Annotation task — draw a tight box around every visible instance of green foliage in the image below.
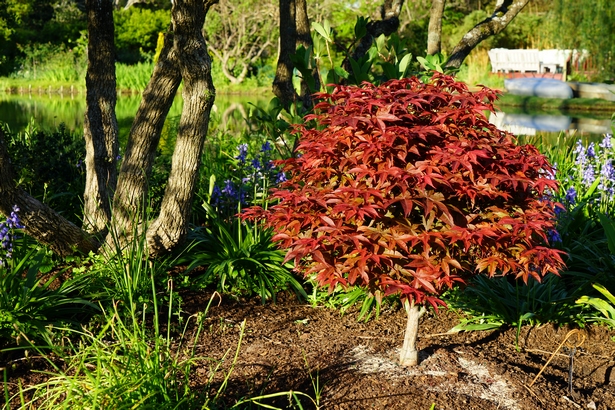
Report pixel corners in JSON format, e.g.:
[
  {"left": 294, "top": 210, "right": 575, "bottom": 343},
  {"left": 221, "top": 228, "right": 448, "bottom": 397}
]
[
  {"left": 445, "top": 274, "right": 585, "bottom": 347},
  {"left": 244, "top": 74, "right": 565, "bottom": 308},
  {"left": 576, "top": 283, "right": 615, "bottom": 327},
  {"left": 0, "top": 234, "right": 96, "bottom": 348},
  {"left": 3, "top": 122, "right": 85, "bottom": 224},
  {"left": 184, "top": 201, "right": 306, "bottom": 303},
  {"left": 552, "top": 0, "right": 615, "bottom": 82},
  {"left": 10, "top": 276, "right": 214, "bottom": 409},
  {"left": 114, "top": 8, "right": 171, "bottom": 63}
]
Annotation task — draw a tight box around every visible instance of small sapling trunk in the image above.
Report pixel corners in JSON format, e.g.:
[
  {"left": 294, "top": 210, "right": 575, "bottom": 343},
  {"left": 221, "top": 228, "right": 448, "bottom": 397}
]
[{"left": 399, "top": 300, "right": 426, "bottom": 366}]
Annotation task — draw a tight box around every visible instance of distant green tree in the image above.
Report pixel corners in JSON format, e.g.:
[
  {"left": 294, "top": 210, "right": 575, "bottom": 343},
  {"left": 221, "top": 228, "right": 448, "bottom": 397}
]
[
  {"left": 114, "top": 7, "right": 170, "bottom": 63},
  {"left": 552, "top": 0, "right": 615, "bottom": 81}
]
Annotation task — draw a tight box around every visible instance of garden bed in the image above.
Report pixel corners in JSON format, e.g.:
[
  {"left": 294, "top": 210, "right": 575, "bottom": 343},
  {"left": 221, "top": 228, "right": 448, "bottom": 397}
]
[{"left": 3, "top": 288, "right": 615, "bottom": 409}]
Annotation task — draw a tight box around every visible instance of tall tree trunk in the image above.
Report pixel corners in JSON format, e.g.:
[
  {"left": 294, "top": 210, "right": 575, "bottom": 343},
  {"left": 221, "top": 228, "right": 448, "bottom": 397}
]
[
  {"left": 110, "top": 32, "right": 182, "bottom": 239},
  {"left": 82, "top": 0, "right": 119, "bottom": 237},
  {"left": 427, "top": 0, "right": 446, "bottom": 55},
  {"left": 349, "top": 0, "right": 405, "bottom": 63},
  {"left": 0, "top": 129, "right": 98, "bottom": 256},
  {"left": 146, "top": 0, "right": 217, "bottom": 256},
  {"left": 273, "top": 0, "right": 298, "bottom": 110},
  {"left": 446, "top": 0, "right": 532, "bottom": 69},
  {"left": 295, "top": 0, "right": 318, "bottom": 108}
]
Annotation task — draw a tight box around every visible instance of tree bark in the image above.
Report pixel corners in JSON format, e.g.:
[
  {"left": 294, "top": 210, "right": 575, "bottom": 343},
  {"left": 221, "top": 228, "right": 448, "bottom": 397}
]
[
  {"left": 295, "top": 0, "right": 319, "bottom": 108},
  {"left": 427, "top": 0, "right": 446, "bottom": 56},
  {"left": 446, "top": 0, "right": 531, "bottom": 69},
  {"left": 349, "top": 0, "right": 405, "bottom": 64},
  {"left": 110, "top": 31, "right": 182, "bottom": 239},
  {"left": 82, "top": 0, "right": 119, "bottom": 238},
  {"left": 399, "top": 300, "right": 424, "bottom": 366},
  {"left": 146, "top": 0, "right": 217, "bottom": 256},
  {"left": 273, "top": 0, "right": 298, "bottom": 110},
  {"left": 0, "top": 129, "right": 97, "bottom": 256}
]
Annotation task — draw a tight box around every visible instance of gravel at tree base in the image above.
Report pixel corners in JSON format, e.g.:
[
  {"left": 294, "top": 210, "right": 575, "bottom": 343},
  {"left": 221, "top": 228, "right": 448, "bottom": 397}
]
[{"left": 4, "top": 289, "right": 615, "bottom": 410}]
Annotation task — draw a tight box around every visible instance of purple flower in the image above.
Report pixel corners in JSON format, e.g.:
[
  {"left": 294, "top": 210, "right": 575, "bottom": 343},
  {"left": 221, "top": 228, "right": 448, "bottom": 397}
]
[
  {"left": 587, "top": 142, "right": 596, "bottom": 159},
  {"left": 582, "top": 164, "right": 595, "bottom": 186},
  {"left": 261, "top": 141, "right": 272, "bottom": 152},
  {"left": 565, "top": 187, "right": 577, "bottom": 205},
  {"left": 0, "top": 205, "right": 24, "bottom": 265},
  {"left": 275, "top": 172, "right": 287, "bottom": 184},
  {"left": 236, "top": 144, "right": 248, "bottom": 164},
  {"left": 251, "top": 158, "right": 261, "bottom": 171},
  {"left": 547, "top": 229, "right": 562, "bottom": 244},
  {"left": 600, "top": 134, "right": 613, "bottom": 150}
]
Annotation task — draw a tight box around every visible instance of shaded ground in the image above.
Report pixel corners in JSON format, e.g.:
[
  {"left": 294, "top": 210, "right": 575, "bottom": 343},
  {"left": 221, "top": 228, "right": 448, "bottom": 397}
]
[{"left": 3, "top": 289, "right": 615, "bottom": 409}]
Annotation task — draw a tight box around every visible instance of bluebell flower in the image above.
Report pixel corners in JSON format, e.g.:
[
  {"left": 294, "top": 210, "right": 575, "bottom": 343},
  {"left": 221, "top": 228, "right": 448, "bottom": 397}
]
[
  {"left": 565, "top": 187, "right": 577, "bottom": 205},
  {"left": 547, "top": 229, "right": 562, "bottom": 244},
  {"left": 573, "top": 140, "right": 584, "bottom": 155},
  {"left": 251, "top": 158, "right": 262, "bottom": 171},
  {"left": 275, "top": 172, "right": 287, "bottom": 184},
  {"left": 600, "top": 134, "right": 613, "bottom": 150},
  {"left": 261, "top": 141, "right": 272, "bottom": 152},
  {"left": 236, "top": 144, "right": 248, "bottom": 164},
  {"left": 0, "top": 205, "right": 24, "bottom": 266},
  {"left": 582, "top": 164, "right": 595, "bottom": 186},
  {"left": 587, "top": 142, "right": 596, "bottom": 159}
]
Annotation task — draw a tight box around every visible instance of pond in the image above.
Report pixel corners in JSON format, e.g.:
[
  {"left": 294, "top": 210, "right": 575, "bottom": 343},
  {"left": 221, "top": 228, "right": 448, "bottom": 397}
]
[
  {"left": 0, "top": 92, "right": 612, "bottom": 142},
  {"left": 0, "top": 92, "right": 272, "bottom": 141}
]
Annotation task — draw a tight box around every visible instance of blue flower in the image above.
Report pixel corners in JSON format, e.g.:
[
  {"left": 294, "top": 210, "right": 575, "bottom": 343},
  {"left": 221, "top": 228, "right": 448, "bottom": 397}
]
[
  {"left": 236, "top": 144, "right": 248, "bottom": 164},
  {"left": 587, "top": 142, "right": 596, "bottom": 159},
  {"left": 547, "top": 229, "right": 562, "bottom": 244},
  {"left": 600, "top": 134, "right": 613, "bottom": 150},
  {"left": 251, "top": 158, "right": 262, "bottom": 171},
  {"left": 565, "top": 187, "right": 577, "bottom": 205},
  {"left": 261, "top": 141, "right": 272, "bottom": 152},
  {"left": 275, "top": 172, "right": 287, "bottom": 184},
  {"left": 582, "top": 164, "right": 595, "bottom": 186}
]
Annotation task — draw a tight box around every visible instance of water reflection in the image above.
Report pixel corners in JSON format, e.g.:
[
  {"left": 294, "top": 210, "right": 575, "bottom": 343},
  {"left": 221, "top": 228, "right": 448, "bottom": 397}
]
[{"left": 489, "top": 111, "right": 612, "bottom": 136}]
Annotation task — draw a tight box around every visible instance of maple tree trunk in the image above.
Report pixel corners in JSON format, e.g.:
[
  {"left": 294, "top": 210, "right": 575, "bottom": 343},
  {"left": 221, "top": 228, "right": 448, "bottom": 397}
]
[
  {"left": 145, "top": 0, "right": 217, "bottom": 256},
  {"left": 400, "top": 300, "right": 423, "bottom": 366},
  {"left": 82, "top": 0, "right": 119, "bottom": 237},
  {"left": 446, "top": 0, "right": 531, "bottom": 69}
]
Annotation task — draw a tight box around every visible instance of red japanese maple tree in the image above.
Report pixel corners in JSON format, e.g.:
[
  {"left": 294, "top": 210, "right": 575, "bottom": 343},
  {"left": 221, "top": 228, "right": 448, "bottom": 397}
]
[{"left": 243, "top": 74, "right": 566, "bottom": 366}]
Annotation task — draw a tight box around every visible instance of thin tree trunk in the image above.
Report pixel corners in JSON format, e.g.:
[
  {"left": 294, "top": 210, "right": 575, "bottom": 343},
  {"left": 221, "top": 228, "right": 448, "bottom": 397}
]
[
  {"left": 446, "top": 0, "right": 531, "bottom": 69},
  {"left": 295, "top": 0, "right": 318, "bottom": 108},
  {"left": 82, "top": 0, "right": 119, "bottom": 237},
  {"left": 399, "top": 300, "right": 424, "bottom": 366},
  {"left": 0, "top": 129, "right": 97, "bottom": 256},
  {"left": 273, "top": 0, "right": 298, "bottom": 110},
  {"left": 146, "top": 0, "right": 217, "bottom": 256},
  {"left": 427, "top": 0, "right": 446, "bottom": 56},
  {"left": 110, "top": 31, "right": 182, "bottom": 239}
]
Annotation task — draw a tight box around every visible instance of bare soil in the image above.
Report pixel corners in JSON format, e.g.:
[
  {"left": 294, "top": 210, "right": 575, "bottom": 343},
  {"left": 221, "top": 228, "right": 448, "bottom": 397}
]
[{"left": 3, "top": 289, "right": 615, "bottom": 410}]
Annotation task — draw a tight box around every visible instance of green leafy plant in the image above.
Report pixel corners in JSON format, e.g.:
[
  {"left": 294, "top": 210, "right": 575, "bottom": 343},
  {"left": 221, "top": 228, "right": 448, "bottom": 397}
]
[
  {"left": 185, "top": 201, "right": 306, "bottom": 303},
  {"left": 0, "top": 208, "right": 95, "bottom": 347},
  {"left": 244, "top": 74, "right": 565, "bottom": 366},
  {"left": 576, "top": 283, "right": 615, "bottom": 327}
]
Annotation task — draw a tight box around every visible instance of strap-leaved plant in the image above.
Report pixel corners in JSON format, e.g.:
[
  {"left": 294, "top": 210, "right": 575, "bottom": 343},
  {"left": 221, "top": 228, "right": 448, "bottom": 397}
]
[{"left": 244, "top": 74, "right": 566, "bottom": 366}]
